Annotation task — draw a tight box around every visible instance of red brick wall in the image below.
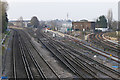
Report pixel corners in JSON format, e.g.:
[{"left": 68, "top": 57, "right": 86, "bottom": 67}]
[{"left": 72, "top": 22, "right": 91, "bottom": 31}]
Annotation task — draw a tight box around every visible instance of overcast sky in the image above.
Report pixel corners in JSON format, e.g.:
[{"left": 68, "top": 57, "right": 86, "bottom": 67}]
[{"left": 5, "top": 0, "right": 119, "bottom": 21}]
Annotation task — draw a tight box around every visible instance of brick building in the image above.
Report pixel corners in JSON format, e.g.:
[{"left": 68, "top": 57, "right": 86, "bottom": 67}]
[{"left": 72, "top": 20, "right": 95, "bottom": 31}]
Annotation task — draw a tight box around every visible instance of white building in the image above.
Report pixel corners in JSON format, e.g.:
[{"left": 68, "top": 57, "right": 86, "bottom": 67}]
[
  {"left": 62, "top": 22, "right": 72, "bottom": 28},
  {"left": 60, "top": 22, "right": 72, "bottom": 33},
  {"left": 95, "top": 28, "right": 109, "bottom": 32}
]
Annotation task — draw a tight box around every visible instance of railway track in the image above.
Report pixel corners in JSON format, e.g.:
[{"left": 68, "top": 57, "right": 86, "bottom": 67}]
[
  {"left": 75, "top": 33, "right": 119, "bottom": 63},
  {"left": 19, "top": 34, "right": 44, "bottom": 79},
  {"left": 99, "top": 33, "right": 120, "bottom": 53},
  {"left": 49, "top": 43, "right": 100, "bottom": 78},
  {"left": 47, "top": 32, "right": 120, "bottom": 78},
  {"left": 11, "top": 29, "right": 60, "bottom": 79},
  {"left": 45, "top": 29, "right": 120, "bottom": 63},
  {"left": 37, "top": 32, "right": 86, "bottom": 79},
  {"left": 88, "top": 33, "right": 120, "bottom": 58},
  {"left": 18, "top": 29, "right": 59, "bottom": 79},
  {"left": 89, "top": 33, "right": 119, "bottom": 54},
  {"left": 12, "top": 30, "right": 17, "bottom": 79},
  {"left": 36, "top": 29, "right": 120, "bottom": 79},
  {"left": 98, "top": 33, "right": 119, "bottom": 50},
  {"left": 99, "top": 33, "right": 118, "bottom": 46},
  {"left": 12, "top": 29, "right": 30, "bottom": 79},
  {"left": 53, "top": 40, "right": 120, "bottom": 79}
]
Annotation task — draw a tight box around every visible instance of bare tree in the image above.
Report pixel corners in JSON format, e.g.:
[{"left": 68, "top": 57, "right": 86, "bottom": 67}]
[
  {"left": 50, "top": 21, "right": 56, "bottom": 30},
  {"left": 19, "top": 16, "right": 24, "bottom": 27},
  {"left": 16, "top": 16, "right": 24, "bottom": 27},
  {"left": 107, "top": 9, "right": 113, "bottom": 29}
]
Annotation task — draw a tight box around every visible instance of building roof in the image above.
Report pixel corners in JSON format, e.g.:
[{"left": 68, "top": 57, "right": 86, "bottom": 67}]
[
  {"left": 80, "top": 19, "right": 88, "bottom": 22},
  {"left": 72, "top": 19, "right": 95, "bottom": 23}
]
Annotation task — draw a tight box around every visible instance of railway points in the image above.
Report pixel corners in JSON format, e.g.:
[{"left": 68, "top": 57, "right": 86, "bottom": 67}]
[
  {"left": 2, "top": 28, "right": 120, "bottom": 79},
  {"left": 46, "top": 29, "right": 120, "bottom": 63},
  {"left": 36, "top": 29, "right": 120, "bottom": 79}
]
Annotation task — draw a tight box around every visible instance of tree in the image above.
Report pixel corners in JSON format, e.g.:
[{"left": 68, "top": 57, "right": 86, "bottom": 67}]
[
  {"left": 16, "top": 16, "right": 24, "bottom": 27},
  {"left": 50, "top": 21, "right": 56, "bottom": 30},
  {"left": 107, "top": 9, "right": 113, "bottom": 29},
  {"left": 0, "top": 1, "right": 8, "bottom": 33},
  {"left": 30, "top": 16, "right": 39, "bottom": 28},
  {"left": 118, "top": 21, "right": 120, "bottom": 30},
  {"left": 96, "top": 15, "right": 107, "bottom": 28},
  {"left": 111, "top": 21, "right": 118, "bottom": 31}
]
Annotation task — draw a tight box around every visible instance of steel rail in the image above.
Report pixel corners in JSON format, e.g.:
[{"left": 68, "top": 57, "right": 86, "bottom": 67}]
[
  {"left": 40, "top": 31, "right": 120, "bottom": 79},
  {"left": 12, "top": 31, "right": 17, "bottom": 79},
  {"left": 47, "top": 37, "right": 118, "bottom": 79},
  {"left": 19, "top": 31, "right": 46, "bottom": 79},
  {"left": 19, "top": 35, "right": 34, "bottom": 80},
  {"left": 12, "top": 29, "right": 32, "bottom": 79},
  {"left": 20, "top": 30, "right": 60, "bottom": 79},
  {"left": 38, "top": 31, "right": 99, "bottom": 79}
]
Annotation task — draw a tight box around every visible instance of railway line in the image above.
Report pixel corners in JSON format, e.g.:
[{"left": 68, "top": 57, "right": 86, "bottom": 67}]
[
  {"left": 11, "top": 29, "right": 59, "bottom": 79},
  {"left": 12, "top": 30, "right": 29, "bottom": 79},
  {"left": 19, "top": 30, "right": 60, "bottom": 79},
  {"left": 99, "top": 33, "right": 120, "bottom": 52},
  {"left": 19, "top": 33, "right": 45, "bottom": 79},
  {"left": 45, "top": 29, "right": 120, "bottom": 63},
  {"left": 38, "top": 33, "right": 94, "bottom": 79},
  {"left": 99, "top": 33, "right": 119, "bottom": 46},
  {"left": 55, "top": 41, "right": 120, "bottom": 77},
  {"left": 36, "top": 29, "right": 120, "bottom": 79},
  {"left": 88, "top": 33, "right": 120, "bottom": 60},
  {"left": 102, "top": 33, "right": 120, "bottom": 46},
  {"left": 9, "top": 28, "right": 120, "bottom": 79},
  {"left": 88, "top": 33, "right": 119, "bottom": 54}
]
